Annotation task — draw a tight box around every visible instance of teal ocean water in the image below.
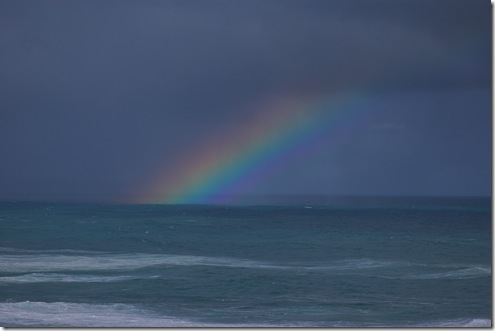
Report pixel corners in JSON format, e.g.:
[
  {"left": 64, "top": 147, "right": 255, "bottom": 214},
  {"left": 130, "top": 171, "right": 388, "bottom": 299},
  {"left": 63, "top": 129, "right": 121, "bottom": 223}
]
[{"left": 0, "top": 197, "right": 491, "bottom": 327}]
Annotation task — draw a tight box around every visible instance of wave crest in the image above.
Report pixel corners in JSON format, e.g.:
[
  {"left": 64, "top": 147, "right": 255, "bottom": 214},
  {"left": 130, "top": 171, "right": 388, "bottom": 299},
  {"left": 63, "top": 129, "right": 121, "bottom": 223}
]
[{"left": 0, "top": 301, "right": 200, "bottom": 327}]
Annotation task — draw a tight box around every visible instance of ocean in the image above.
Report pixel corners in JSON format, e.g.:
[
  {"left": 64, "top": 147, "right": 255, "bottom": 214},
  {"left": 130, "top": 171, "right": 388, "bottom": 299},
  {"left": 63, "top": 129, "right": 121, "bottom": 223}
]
[{"left": 0, "top": 197, "right": 491, "bottom": 327}]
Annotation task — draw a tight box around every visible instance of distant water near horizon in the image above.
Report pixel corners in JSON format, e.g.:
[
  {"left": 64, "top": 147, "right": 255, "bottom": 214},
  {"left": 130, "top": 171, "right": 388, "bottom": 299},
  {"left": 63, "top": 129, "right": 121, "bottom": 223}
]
[{"left": 0, "top": 196, "right": 491, "bottom": 327}]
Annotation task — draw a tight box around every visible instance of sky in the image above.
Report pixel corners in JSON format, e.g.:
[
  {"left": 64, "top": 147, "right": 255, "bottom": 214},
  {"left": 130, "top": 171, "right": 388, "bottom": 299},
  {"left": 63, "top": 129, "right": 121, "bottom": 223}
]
[{"left": 0, "top": 0, "right": 491, "bottom": 203}]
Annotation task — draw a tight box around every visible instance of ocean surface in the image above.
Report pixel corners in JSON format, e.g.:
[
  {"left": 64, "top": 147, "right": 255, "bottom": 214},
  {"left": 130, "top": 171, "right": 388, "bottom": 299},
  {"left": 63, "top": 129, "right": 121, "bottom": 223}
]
[{"left": 0, "top": 197, "right": 491, "bottom": 327}]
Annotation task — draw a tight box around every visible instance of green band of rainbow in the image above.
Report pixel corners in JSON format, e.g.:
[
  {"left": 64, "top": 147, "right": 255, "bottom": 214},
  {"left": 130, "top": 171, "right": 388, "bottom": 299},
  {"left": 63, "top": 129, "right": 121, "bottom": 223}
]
[{"left": 135, "top": 93, "right": 365, "bottom": 204}]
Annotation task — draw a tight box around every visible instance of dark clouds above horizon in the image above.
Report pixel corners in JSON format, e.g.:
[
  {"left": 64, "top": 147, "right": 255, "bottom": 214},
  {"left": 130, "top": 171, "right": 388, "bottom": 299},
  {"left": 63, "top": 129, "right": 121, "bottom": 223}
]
[{"left": 0, "top": 0, "right": 491, "bottom": 202}]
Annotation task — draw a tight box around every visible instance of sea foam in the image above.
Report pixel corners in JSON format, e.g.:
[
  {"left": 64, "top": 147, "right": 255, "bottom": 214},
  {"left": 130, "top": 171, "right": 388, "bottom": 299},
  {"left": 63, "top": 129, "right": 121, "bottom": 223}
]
[
  {"left": 0, "top": 301, "right": 201, "bottom": 327},
  {"left": 0, "top": 251, "right": 488, "bottom": 278},
  {"left": 410, "top": 266, "right": 491, "bottom": 280},
  {"left": 0, "top": 273, "right": 150, "bottom": 283},
  {"left": 0, "top": 301, "right": 281, "bottom": 327},
  {"left": 0, "top": 253, "right": 277, "bottom": 272},
  {"left": 0, "top": 252, "right": 416, "bottom": 274},
  {"left": 418, "top": 318, "right": 492, "bottom": 327}
]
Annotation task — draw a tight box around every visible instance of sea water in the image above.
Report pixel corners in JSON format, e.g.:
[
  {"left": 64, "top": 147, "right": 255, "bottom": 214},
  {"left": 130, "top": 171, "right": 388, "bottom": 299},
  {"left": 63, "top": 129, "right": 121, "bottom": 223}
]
[{"left": 0, "top": 197, "right": 491, "bottom": 327}]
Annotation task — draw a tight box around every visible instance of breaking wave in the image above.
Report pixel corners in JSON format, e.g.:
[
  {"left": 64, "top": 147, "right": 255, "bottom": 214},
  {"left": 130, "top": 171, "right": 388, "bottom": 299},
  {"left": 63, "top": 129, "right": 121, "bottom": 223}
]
[
  {"left": 0, "top": 251, "right": 415, "bottom": 273},
  {"left": 0, "top": 301, "right": 206, "bottom": 327},
  {"left": 0, "top": 273, "right": 153, "bottom": 283}
]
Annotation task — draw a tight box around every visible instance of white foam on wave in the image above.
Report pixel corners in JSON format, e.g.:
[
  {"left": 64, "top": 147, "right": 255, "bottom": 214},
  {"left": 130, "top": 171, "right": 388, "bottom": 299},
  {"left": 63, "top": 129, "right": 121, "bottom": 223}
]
[
  {"left": 0, "top": 273, "right": 150, "bottom": 283},
  {"left": 326, "top": 318, "right": 492, "bottom": 328},
  {"left": 0, "top": 301, "right": 280, "bottom": 327},
  {"left": 418, "top": 318, "right": 492, "bottom": 327},
  {"left": 0, "top": 301, "right": 207, "bottom": 327},
  {"left": 0, "top": 253, "right": 280, "bottom": 272},
  {"left": 0, "top": 301, "right": 489, "bottom": 328},
  {"left": 381, "top": 266, "right": 492, "bottom": 280},
  {"left": 0, "top": 252, "right": 413, "bottom": 273},
  {"left": 303, "top": 258, "right": 411, "bottom": 271},
  {"left": 413, "top": 266, "right": 491, "bottom": 280},
  {"left": 1, "top": 248, "right": 486, "bottom": 279},
  {"left": 0, "top": 246, "right": 105, "bottom": 254},
  {"left": 461, "top": 318, "right": 492, "bottom": 327}
]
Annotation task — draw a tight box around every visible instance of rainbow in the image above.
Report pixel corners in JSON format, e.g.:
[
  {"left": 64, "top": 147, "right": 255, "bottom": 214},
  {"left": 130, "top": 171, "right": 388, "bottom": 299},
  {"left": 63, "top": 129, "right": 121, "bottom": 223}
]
[
  {"left": 134, "top": 92, "right": 368, "bottom": 205},
  {"left": 132, "top": 22, "right": 487, "bottom": 205}
]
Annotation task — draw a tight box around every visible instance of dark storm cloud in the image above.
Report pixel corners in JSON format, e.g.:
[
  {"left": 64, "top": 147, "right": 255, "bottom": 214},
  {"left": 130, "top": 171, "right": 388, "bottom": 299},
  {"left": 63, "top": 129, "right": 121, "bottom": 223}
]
[
  {"left": 1, "top": 0, "right": 489, "bottom": 96},
  {"left": 0, "top": 0, "right": 491, "bottom": 201}
]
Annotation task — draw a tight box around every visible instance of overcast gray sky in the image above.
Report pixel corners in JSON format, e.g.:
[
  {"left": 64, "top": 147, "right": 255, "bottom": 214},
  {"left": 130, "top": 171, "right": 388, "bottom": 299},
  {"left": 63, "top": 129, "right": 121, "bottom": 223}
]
[{"left": 0, "top": 0, "right": 491, "bottom": 203}]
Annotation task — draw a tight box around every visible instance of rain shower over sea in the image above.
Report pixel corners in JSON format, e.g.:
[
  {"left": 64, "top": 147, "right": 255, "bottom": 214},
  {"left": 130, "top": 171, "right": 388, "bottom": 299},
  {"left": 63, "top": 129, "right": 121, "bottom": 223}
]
[{"left": 0, "top": 196, "right": 491, "bottom": 327}]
